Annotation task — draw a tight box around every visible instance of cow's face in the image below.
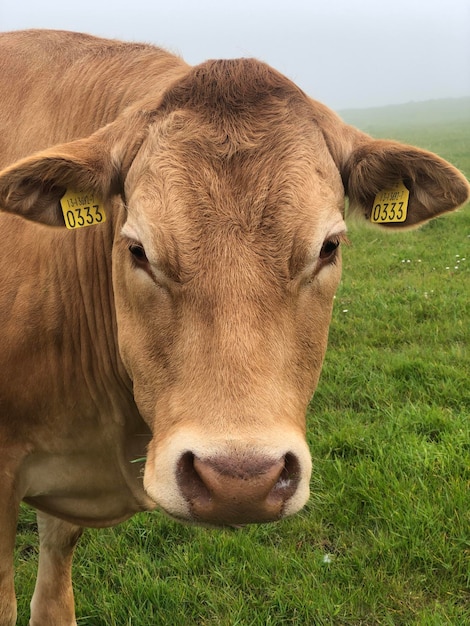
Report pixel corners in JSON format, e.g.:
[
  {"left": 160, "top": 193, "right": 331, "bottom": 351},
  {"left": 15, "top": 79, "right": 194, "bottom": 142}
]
[
  {"left": 113, "top": 83, "right": 347, "bottom": 524},
  {"left": 0, "top": 59, "right": 467, "bottom": 526}
]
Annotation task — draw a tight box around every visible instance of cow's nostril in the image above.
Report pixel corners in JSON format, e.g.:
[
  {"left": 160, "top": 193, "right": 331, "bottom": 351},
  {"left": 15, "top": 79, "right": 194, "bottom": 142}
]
[
  {"left": 271, "top": 452, "right": 300, "bottom": 500},
  {"left": 177, "top": 451, "right": 211, "bottom": 506},
  {"left": 176, "top": 450, "right": 301, "bottom": 525}
]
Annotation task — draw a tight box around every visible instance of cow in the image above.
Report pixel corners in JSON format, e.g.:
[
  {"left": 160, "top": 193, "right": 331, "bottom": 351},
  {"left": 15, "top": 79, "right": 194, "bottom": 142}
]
[{"left": 0, "top": 29, "right": 468, "bottom": 626}]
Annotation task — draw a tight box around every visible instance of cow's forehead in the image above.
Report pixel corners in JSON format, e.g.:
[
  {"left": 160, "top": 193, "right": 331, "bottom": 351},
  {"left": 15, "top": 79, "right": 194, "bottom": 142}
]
[
  {"left": 123, "top": 122, "right": 344, "bottom": 289},
  {"left": 125, "top": 107, "right": 344, "bottom": 232},
  {"left": 157, "top": 57, "right": 314, "bottom": 124},
  {"left": 123, "top": 59, "right": 345, "bottom": 269},
  {"left": 123, "top": 131, "right": 343, "bottom": 285}
]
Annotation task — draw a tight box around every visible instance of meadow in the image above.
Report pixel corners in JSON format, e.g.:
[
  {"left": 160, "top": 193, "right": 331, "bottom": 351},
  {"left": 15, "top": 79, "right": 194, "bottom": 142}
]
[{"left": 14, "top": 100, "right": 470, "bottom": 625}]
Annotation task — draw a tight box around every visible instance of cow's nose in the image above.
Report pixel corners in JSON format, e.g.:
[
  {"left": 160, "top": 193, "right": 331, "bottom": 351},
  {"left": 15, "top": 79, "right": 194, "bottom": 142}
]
[{"left": 177, "top": 451, "right": 301, "bottom": 525}]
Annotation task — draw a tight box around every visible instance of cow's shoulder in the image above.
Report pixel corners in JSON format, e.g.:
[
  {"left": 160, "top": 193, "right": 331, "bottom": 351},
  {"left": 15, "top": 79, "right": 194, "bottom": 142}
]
[{"left": 0, "top": 29, "right": 168, "bottom": 59}]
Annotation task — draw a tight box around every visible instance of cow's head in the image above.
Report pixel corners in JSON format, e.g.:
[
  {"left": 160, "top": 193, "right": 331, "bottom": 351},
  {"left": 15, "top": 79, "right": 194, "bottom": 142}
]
[{"left": 0, "top": 59, "right": 468, "bottom": 525}]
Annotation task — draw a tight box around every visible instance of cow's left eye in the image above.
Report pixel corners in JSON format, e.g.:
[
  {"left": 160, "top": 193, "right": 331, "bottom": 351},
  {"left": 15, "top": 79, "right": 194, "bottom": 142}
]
[
  {"left": 319, "top": 238, "right": 340, "bottom": 262},
  {"left": 318, "top": 233, "right": 349, "bottom": 265}
]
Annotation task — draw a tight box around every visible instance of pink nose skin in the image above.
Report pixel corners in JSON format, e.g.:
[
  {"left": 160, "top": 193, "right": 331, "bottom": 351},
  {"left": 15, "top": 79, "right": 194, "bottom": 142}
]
[{"left": 177, "top": 452, "right": 301, "bottom": 525}]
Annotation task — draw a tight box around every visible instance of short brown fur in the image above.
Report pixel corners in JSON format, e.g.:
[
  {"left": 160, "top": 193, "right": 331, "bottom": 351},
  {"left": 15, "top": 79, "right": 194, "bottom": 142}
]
[{"left": 0, "top": 30, "right": 468, "bottom": 626}]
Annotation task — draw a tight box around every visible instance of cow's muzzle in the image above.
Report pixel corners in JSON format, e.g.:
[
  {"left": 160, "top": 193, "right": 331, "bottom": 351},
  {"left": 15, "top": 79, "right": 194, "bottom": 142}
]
[{"left": 176, "top": 451, "right": 301, "bottom": 525}]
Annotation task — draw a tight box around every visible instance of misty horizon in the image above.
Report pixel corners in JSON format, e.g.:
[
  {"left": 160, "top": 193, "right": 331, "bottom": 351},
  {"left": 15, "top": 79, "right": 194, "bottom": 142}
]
[{"left": 1, "top": 0, "right": 470, "bottom": 111}]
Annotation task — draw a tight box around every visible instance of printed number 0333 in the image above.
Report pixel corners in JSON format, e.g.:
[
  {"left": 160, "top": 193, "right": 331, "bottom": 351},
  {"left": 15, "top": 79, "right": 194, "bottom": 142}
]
[
  {"left": 371, "top": 200, "right": 406, "bottom": 223},
  {"left": 60, "top": 190, "right": 107, "bottom": 230},
  {"left": 64, "top": 204, "right": 104, "bottom": 229}
]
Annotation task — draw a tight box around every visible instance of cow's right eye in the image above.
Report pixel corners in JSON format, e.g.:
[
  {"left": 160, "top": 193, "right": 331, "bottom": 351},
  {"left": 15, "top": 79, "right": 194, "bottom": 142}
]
[{"left": 129, "top": 242, "right": 148, "bottom": 265}]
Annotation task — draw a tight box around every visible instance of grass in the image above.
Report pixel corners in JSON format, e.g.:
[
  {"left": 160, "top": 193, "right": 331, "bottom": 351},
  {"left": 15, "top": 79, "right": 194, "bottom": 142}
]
[{"left": 14, "top": 106, "right": 470, "bottom": 625}]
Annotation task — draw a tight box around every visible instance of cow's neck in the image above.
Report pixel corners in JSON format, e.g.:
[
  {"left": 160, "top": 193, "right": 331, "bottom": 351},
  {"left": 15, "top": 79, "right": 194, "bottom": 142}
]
[
  {"left": 7, "top": 213, "right": 154, "bottom": 520},
  {"left": 4, "top": 214, "right": 136, "bottom": 425},
  {"left": 56, "top": 217, "right": 134, "bottom": 412}
]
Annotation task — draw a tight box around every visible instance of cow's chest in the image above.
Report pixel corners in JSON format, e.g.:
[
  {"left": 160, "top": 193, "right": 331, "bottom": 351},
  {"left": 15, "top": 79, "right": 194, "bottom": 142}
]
[{"left": 21, "top": 428, "right": 155, "bottom": 527}]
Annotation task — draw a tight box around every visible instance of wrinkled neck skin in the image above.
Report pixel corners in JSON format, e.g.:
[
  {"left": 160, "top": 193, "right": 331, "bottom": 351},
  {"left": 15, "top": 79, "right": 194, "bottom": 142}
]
[{"left": 5, "top": 208, "right": 156, "bottom": 527}]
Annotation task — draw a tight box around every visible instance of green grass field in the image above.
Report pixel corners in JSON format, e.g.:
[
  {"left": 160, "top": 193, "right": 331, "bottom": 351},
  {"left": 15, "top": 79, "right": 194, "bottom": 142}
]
[{"left": 14, "top": 101, "right": 470, "bottom": 625}]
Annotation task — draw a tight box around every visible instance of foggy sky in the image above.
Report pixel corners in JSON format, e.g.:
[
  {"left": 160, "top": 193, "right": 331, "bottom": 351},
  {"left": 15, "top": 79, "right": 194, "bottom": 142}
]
[{"left": 1, "top": 0, "right": 469, "bottom": 110}]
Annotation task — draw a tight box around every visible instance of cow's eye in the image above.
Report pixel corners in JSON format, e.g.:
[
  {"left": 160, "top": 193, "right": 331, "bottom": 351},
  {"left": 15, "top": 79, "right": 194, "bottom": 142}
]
[
  {"left": 129, "top": 242, "right": 148, "bottom": 265},
  {"left": 318, "top": 234, "right": 349, "bottom": 265},
  {"left": 319, "top": 238, "right": 340, "bottom": 261}
]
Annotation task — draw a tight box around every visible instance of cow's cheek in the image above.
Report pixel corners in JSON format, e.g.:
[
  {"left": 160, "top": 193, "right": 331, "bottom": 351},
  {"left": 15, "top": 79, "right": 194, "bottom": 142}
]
[
  {"left": 112, "top": 265, "right": 178, "bottom": 427},
  {"left": 292, "top": 260, "right": 342, "bottom": 405}
]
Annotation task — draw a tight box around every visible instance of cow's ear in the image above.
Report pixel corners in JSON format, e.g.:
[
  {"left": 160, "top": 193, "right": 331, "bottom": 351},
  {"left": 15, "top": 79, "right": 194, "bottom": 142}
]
[
  {"left": 0, "top": 108, "right": 150, "bottom": 227},
  {"left": 0, "top": 139, "right": 115, "bottom": 227},
  {"left": 343, "top": 138, "right": 470, "bottom": 228}
]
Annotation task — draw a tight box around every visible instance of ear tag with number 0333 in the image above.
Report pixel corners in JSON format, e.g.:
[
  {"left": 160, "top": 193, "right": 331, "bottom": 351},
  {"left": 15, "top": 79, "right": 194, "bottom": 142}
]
[
  {"left": 371, "top": 181, "right": 409, "bottom": 224},
  {"left": 60, "top": 189, "right": 106, "bottom": 230}
]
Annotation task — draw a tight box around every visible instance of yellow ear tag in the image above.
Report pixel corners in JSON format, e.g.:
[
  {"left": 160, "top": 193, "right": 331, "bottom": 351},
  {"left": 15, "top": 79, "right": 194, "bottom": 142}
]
[
  {"left": 60, "top": 190, "right": 106, "bottom": 229},
  {"left": 371, "top": 181, "right": 409, "bottom": 223}
]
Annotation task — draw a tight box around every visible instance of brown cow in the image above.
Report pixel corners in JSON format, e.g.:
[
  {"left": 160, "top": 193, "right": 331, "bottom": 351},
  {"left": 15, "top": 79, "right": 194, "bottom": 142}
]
[{"left": 0, "top": 29, "right": 468, "bottom": 625}]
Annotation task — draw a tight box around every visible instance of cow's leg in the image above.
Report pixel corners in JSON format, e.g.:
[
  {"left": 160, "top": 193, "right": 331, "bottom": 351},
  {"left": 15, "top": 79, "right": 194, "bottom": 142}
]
[
  {"left": 29, "top": 511, "right": 83, "bottom": 626},
  {"left": 0, "top": 447, "right": 24, "bottom": 626},
  {"left": 0, "top": 496, "right": 19, "bottom": 626}
]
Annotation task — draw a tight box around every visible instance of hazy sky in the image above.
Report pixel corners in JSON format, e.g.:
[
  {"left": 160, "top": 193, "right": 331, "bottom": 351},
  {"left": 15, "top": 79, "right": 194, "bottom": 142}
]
[{"left": 1, "top": 0, "right": 469, "bottom": 110}]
